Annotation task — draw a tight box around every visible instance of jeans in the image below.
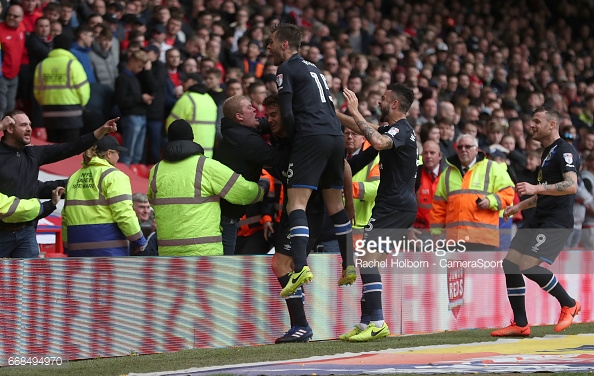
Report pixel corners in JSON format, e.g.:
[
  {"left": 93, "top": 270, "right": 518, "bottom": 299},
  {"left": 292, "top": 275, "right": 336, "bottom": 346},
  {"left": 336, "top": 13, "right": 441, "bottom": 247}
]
[
  {"left": 499, "top": 216, "right": 513, "bottom": 251},
  {"left": 120, "top": 115, "right": 147, "bottom": 164},
  {"left": 146, "top": 119, "right": 164, "bottom": 163},
  {"left": 0, "top": 75, "right": 19, "bottom": 118},
  {"left": 315, "top": 239, "right": 340, "bottom": 253},
  {"left": 220, "top": 216, "right": 239, "bottom": 255},
  {"left": 0, "top": 225, "right": 40, "bottom": 258}
]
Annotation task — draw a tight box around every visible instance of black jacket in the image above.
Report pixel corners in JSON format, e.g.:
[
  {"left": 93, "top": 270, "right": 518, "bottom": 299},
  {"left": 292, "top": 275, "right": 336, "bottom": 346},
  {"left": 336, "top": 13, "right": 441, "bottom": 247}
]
[
  {"left": 214, "top": 118, "right": 283, "bottom": 219},
  {"left": 115, "top": 68, "right": 147, "bottom": 116},
  {"left": 0, "top": 132, "right": 99, "bottom": 229},
  {"left": 142, "top": 60, "right": 168, "bottom": 120},
  {"left": 26, "top": 34, "right": 52, "bottom": 74}
]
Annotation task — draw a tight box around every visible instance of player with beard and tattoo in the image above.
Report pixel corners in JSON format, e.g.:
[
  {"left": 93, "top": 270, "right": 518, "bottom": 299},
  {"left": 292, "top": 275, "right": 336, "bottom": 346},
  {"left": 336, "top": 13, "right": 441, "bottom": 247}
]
[
  {"left": 491, "top": 106, "right": 581, "bottom": 337},
  {"left": 335, "top": 84, "right": 418, "bottom": 341}
]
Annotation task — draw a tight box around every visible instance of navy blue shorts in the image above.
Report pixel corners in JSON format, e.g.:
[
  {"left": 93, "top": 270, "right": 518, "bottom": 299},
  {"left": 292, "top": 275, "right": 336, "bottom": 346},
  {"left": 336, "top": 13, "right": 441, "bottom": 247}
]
[
  {"left": 286, "top": 135, "right": 344, "bottom": 190},
  {"left": 510, "top": 222, "right": 572, "bottom": 264}
]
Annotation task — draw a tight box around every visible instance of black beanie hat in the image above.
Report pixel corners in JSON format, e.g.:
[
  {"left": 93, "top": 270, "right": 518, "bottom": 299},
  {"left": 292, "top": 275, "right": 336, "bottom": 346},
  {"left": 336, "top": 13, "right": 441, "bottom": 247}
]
[
  {"left": 168, "top": 119, "right": 194, "bottom": 141},
  {"left": 53, "top": 33, "right": 72, "bottom": 50}
]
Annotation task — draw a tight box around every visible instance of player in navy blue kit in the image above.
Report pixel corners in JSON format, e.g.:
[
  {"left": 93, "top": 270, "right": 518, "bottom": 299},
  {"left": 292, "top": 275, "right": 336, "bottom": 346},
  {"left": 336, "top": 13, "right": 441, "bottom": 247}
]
[
  {"left": 267, "top": 23, "right": 355, "bottom": 298},
  {"left": 491, "top": 106, "right": 581, "bottom": 337},
  {"left": 337, "top": 84, "right": 418, "bottom": 341}
]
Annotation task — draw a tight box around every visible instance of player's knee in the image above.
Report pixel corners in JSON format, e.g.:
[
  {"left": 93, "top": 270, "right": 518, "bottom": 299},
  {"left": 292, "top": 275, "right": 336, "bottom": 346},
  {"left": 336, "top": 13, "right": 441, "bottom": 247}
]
[
  {"left": 271, "top": 254, "right": 281, "bottom": 274},
  {"left": 287, "top": 189, "right": 311, "bottom": 211},
  {"left": 518, "top": 259, "right": 542, "bottom": 273},
  {"left": 271, "top": 253, "right": 293, "bottom": 276},
  {"left": 502, "top": 258, "right": 520, "bottom": 274}
]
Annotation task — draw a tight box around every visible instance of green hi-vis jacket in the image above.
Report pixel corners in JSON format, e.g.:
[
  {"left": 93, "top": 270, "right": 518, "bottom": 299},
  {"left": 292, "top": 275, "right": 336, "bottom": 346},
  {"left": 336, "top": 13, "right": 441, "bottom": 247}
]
[
  {"left": 0, "top": 194, "right": 45, "bottom": 223},
  {"left": 166, "top": 91, "right": 218, "bottom": 158},
  {"left": 149, "top": 153, "right": 265, "bottom": 256}
]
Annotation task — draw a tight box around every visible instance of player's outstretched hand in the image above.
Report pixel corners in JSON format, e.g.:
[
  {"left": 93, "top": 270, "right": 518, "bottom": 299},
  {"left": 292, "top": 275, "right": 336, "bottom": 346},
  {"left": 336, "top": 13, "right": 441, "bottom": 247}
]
[
  {"left": 51, "top": 187, "right": 65, "bottom": 205},
  {"left": 0, "top": 116, "right": 15, "bottom": 132},
  {"left": 407, "top": 227, "right": 422, "bottom": 241},
  {"left": 503, "top": 205, "right": 520, "bottom": 222},
  {"left": 94, "top": 117, "right": 120, "bottom": 139},
  {"left": 343, "top": 88, "right": 360, "bottom": 116}
]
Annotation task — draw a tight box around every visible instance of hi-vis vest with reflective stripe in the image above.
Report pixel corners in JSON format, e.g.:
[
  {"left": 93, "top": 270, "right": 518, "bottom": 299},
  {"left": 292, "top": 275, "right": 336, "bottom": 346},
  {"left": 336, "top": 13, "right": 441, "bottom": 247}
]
[
  {"left": 430, "top": 157, "right": 514, "bottom": 248},
  {"left": 238, "top": 169, "right": 275, "bottom": 237},
  {"left": 33, "top": 49, "right": 90, "bottom": 119},
  {"left": 414, "top": 167, "right": 440, "bottom": 229},
  {"left": 148, "top": 154, "right": 265, "bottom": 256},
  {"left": 351, "top": 144, "right": 380, "bottom": 229},
  {"left": 165, "top": 92, "right": 218, "bottom": 158},
  {"left": 62, "top": 157, "right": 143, "bottom": 257},
  {"left": 0, "top": 194, "right": 43, "bottom": 223}
]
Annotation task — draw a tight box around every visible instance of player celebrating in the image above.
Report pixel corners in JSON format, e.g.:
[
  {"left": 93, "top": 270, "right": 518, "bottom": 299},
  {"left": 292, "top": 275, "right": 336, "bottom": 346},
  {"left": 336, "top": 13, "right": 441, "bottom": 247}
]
[
  {"left": 491, "top": 106, "right": 581, "bottom": 337},
  {"left": 265, "top": 94, "right": 356, "bottom": 343},
  {"left": 267, "top": 23, "right": 355, "bottom": 297},
  {"left": 337, "top": 85, "right": 418, "bottom": 341}
]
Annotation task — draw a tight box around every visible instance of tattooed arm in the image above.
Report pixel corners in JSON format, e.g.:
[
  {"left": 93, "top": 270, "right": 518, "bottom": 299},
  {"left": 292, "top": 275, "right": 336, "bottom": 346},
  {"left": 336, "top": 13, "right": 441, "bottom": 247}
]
[
  {"left": 356, "top": 120, "right": 394, "bottom": 150},
  {"left": 515, "top": 171, "right": 577, "bottom": 197},
  {"left": 541, "top": 171, "right": 578, "bottom": 195},
  {"left": 343, "top": 88, "right": 394, "bottom": 150}
]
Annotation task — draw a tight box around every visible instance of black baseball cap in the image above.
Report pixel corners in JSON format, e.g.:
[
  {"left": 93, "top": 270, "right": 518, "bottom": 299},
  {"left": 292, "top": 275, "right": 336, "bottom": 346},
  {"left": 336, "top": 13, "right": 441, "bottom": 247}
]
[
  {"left": 144, "top": 44, "right": 160, "bottom": 55},
  {"left": 103, "top": 13, "right": 118, "bottom": 23},
  {"left": 152, "top": 24, "right": 166, "bottom": 34},
  {"left": 183, "top": 72, "right": 205, "bottom": 85},
  {"left": 108, "top": 2, "right": 124, "bottom": 12},
  {"left": 96, "top": 135, "right": 127, "bottom": 152}
]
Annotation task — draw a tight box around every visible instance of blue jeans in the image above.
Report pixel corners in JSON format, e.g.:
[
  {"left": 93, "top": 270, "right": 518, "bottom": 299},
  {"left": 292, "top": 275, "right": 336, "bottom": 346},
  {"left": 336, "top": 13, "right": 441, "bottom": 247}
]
[
  {"left": 0, "top": 75, "right": 19, "bottom": 118},
  {"left": 315, "top": 239, "right": 340, "bottom": 253},
  {"left": 146, "top": 119, "right": 163, "bottom": 163},
  {"left": 120, "top": 115, "right": 147, "bottom": 164},
  {"left": 499, "top": 217, "right": 513, "bottom": 251},
  {"left": 220, "top": 216, "right": 239, "bottom": 255},
  {"left": 0, "top": 225, "right": 40, "bottom": 258}
]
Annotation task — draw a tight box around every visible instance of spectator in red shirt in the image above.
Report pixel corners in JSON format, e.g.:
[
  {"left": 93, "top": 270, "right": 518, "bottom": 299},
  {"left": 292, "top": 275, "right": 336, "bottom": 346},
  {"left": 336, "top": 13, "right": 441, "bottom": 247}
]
[
  {"left": 248, "top": 80, "right": 267, "bottom": 118},
  {"left": 21, "top": 0, "right": 43, "bottom": 32},
  {"left": 0, "top": 5, "right": 26, "bottom": 118}
]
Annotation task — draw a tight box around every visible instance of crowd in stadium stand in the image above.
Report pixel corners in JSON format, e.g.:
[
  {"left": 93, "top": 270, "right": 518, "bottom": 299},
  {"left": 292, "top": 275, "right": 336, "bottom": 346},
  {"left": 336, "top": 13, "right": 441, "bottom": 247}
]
[{"left": 2, "top": 0, "right": 594, "bottom": 255}]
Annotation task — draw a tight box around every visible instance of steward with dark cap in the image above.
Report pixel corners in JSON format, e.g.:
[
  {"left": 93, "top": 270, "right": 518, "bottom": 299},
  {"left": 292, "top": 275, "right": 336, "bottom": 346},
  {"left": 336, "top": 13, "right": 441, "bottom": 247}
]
[
  {"left": 62, "top": 134, "right": 146, "bottom": 257},
  {"left": 148, "top": 119, "right": 265, "bottom": 256}
]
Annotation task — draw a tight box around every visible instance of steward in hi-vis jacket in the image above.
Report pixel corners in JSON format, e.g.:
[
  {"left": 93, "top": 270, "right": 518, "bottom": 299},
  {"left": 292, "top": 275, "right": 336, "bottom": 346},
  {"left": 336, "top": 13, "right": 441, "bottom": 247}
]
[
  {"left": 149, "top": 119, "right": 265, "bottom": 256},
  {"left": 63, "top": 135, "right": 146, "bottom": 256}
]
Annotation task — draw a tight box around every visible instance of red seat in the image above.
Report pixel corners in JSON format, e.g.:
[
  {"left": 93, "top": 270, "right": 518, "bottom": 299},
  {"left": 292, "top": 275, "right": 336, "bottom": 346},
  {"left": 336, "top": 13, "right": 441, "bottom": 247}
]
[
  {"left": 33, "top": 128, "right": 47, "bottom": 141},
  {"left": 43, "top": 253, "right": 68, "bottom": 258},
  {"left": 112, "top": 132, "right": 124, "bottom": 145},
  {"left": 130, "top": 164, "right": 151, "bottom": 178}
]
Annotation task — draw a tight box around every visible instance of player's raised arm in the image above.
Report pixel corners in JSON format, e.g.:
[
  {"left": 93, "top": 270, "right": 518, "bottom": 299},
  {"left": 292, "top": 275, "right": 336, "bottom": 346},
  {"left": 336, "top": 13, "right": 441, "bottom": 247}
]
[
  {"left": 343, "top": 88, "right": 393, "bottom": 150},
  {"left": 335, "top": 111, "right": 379, "bottom": 135}
]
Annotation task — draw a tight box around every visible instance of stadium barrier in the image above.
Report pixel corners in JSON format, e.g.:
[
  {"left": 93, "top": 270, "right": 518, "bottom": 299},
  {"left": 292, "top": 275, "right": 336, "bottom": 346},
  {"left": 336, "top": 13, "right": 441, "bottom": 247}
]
[{"left": 0, "top": 251, "right": 591, "bottom": 363}]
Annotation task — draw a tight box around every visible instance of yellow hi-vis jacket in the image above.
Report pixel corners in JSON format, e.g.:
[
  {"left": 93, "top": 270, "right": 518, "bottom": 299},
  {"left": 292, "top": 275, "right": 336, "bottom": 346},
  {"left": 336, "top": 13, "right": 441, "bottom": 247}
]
[
  {"left": 430, "top": 154, "right": 515, "bottom": 248},
  {"left": 0, "top": 194, "right": 46, "bottom": 223},
  {"left": 33, "top": 49, "right": 90, "bottom": 128},
  {"left": 166, "top": 92, "right": 218, "bottom": 157},
  {"left": 62, "top": 157, "right": 145, "bottom": 257},
  {"left": 148, "top": 154, "right": 265, "bottom": 256},
  {"left": 350, "top": 142, "right": 380, "bottom": 229}
]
